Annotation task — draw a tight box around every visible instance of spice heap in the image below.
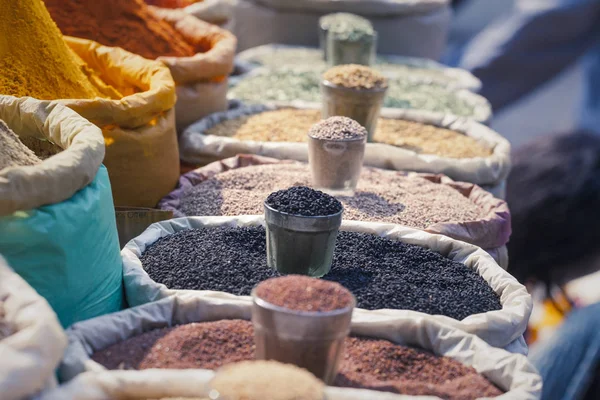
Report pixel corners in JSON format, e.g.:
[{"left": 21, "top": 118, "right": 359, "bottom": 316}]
[
  {"left": 256, "top": 276, "right": 353, "bottom": 312},
  {"left": 0, "top": 121, "right": 42, "bottom": 170},
  {"left": 210, "top": 361, "right": 325, "bottom": 400},
  {"left": 308, "top": 116, "right": 366, "bottom": 141},
  {"left": 0, "top": 0, "right": 119, "bottom": 100},
  {"left": 44, "top": 0, "right": 196, "bottom": 59},
  {"left": 337, "top": 336, "right": 503, "bottom": 399},
  {"left": 140, "top": 227, "right": 502, "bottom": 320},
  {"left": 323, "top": 65, "right": 387, "bottom": 90},
  {"left": 266, "top": 186, "right": 342, "bottom": 217},
  {"left": 231, "top": 69, "right": 482, "bottom": 117},
  {"left": 205, "top": 109, "right": 491, "bottom": 158},
  {"left": 92, "top": 320, "right": 501, "bottom": 399},
  {"left": 91, "top": 320, "right": 254, "bottom": 370},
  {"left": 178, "top": 164, "right": 486, "bottom": 229}
]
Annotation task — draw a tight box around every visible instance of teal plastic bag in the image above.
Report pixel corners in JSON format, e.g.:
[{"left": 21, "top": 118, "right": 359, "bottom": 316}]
[{"left": 0, "top": 166, "right": 124, "bottom": 328}]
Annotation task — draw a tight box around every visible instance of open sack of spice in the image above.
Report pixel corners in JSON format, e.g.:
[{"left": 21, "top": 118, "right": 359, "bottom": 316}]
[
  {"left": 120, "top": 215, "right": 529, "bottom": 353},
  {"left": 234, "top": 44, "right": 482, "bottom": 91},
  {"left": 229, "top": 0, "right": 450, "bottom": 58},
  {"left": 0, "top": 0, "right": 180, "bottom": 208},
  {"left": 55, "top": 294, "right": 541, "bottom": 399},
  {"left": 0, "top": 96, "right": 125, "bottom": 328},
  {"left": 44, "top": 0, "right": 237, "bottom": 132},
  {"left": 227, "top": 66, "right": 492, "bottom": 124},
  {"left": 158, "top": 155, "right": 511, "bottom": 266},
  {"left": 179, "top": 104, "right": 510, "bottom": 197},
  {"left": 0, "top": 255, "right": 67, "bottom": 400}
]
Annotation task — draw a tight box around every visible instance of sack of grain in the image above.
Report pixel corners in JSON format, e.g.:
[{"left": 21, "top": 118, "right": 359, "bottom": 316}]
[
  {"left": 120, "top": 216, "right": 529, "bottom": 353},
  {"left": 54, "top": 294, "right": 540, "bottom": 399},
  {"left": 235, "top": 44, "right": 481, "bottom": 91},
  {"left": 179, "top": 104, "right": 508, "bottom": 191},
  {"left": 0, "top": 255, "right": 67, "bottom": 400},
  {"left": 158, "top": 155, "right": 510, "bottom": 265},
  {"left": 229, "top": 0, "right": 450, "bottom": 58},
  {"left": 60, "top": 37, "right": 179, "bottom": 208},
  {"left": 0, "top": 96, "right": 124, "bottom": 327},
  {"left": 148, "top": 7, "right": 237, "bottom": 131},
  {"left": 185, "top": 0, "right": 234, "bottom": 25}
]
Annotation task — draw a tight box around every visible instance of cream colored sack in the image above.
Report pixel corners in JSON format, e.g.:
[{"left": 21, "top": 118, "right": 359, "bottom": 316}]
[
  {"left": 185, "top": 0, "right": 234, "bottom": 25},
  {"left": 180, "top": 104, "right": 509, "bottom": 187},
  {"left": 0, "top": 255, "right": 67, "bottom": 400},
  {"left": 0, "top": 96, "right": 104, "bottom": 216},
  {"left": 54, "top": 294, "right": 541, "bottom": 399},
  {"left": 121, "top": 216, "right": 531, "bottom": 353},
  {"left": 150, "top": 7, "right": 237, "bottom": 131},
  {"left": 62, "top": 37, "right": 179, "bottom": 208}
]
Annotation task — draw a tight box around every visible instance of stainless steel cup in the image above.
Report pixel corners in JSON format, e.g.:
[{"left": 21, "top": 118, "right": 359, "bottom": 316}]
[
  {"left": 264, "top": 202, "right": 343, "bottom": 277},
  {"left": 321, "top": 80, "right": 387, "bottom": 141},
  {"left": 251, "top": 289, "right": 355, "bottom": 385},
  {"left": 326, "top": 31, "right": 377, "bottom": 67},
  {"left": 307, "top": 134, "right": 365, "bottom": 195}
]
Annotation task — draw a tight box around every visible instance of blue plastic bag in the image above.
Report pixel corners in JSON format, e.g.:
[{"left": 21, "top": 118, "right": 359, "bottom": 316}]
[{"left": 0, "top": 166, "right": 124, "bottom": 328}]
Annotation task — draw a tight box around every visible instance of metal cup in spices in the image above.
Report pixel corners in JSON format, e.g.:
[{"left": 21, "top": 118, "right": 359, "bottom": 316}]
[
  {"left": 264, "top": 186, "right": 343, "bottom": 277},
  {"left": 307, "top": 117, "right": 367, "bottom": 195},
  {"left": 321, "top": 65, "right": 388, "bottom": 141},
  {"left": 318, "top": 12, "right": 374, "bottom": 64},
  {"left": 251, "top": 276, "right": 355, "bottom": 385}
]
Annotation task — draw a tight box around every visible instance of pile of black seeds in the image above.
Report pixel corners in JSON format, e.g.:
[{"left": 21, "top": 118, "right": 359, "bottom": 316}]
[
  {"left": 266, "top": 186, "right": 342, "bottom": 216},
  {"left": 140, "top": 227, "right": 502, "bottom": 320},
  {"left": 308, "top": 116, "right": 367, "bottom": 141}
]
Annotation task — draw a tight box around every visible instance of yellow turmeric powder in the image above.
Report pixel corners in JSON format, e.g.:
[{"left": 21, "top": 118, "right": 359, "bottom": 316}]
[{"left": 0, "top": 0, "right": 121, "bottom": 100}]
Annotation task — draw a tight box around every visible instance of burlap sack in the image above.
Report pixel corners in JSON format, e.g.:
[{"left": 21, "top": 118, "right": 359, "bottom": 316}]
[
  {"left": 62, "top": 37, "right": 179, "bottom": 207},
  {"left": 0, "top": 255, "right": 67, "bottom": 400},
  {"left": 185, "top": 0, "right": 234, "bottom": 25},
  {"left": 121, "top": 216, "right": 530, "bottom": 353},
  {"left": 0, "top": 96, "right": 125, "bottom": 327},
  {"left": 235, "top": 44, "right": 482, "bottom": 91},
  {"left": 179, "top": 104, "right": 508, "bottom": 188},
  {"left": 158, "top": 155, "right": 511, "bottom": 259},
  {"left": 229, "top": 0, "right": 451, "bottom": 58},
  {"left": 54, "top": 294, "right": 541, "bottom": 399}
]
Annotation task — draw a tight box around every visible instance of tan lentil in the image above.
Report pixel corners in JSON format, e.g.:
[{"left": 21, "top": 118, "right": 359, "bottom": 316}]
[
  {"left": 323, "top": 64, "right": 388, "bottom": 90},
  {"left": 205, "top": 109, "right": 492, "bottom": 158}
]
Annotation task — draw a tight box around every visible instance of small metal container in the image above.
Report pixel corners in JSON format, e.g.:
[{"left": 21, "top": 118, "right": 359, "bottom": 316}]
[
  {"left": 308, "top": 134, "right": 365, "bottom": 195},
  {"left": 321, "top": 80, "right": 387, "bottom": 141},
  {"left": 326, "top": 31, "right": 377, "bottom": 67},
  {"left": 115, "top": 207, "right": 173, "bottom": 249},
  {"left": 251, "top": 289, "right": 355, "bottom": 385},
  {"left": 264, "top": 202, "right": 342, "bottom": 277}
]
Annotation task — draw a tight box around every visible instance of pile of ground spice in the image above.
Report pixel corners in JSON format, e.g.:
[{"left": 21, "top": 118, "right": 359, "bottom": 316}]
[
  {"left": 44, "top": 0, "right": 196, "bottom": 60},
  {"left": 205, "top": 109, "right": 491, "bottom": 158},
  {"left": 210, "top": 361, "right": 325, "bottom": 400},
  {"left": 336, "top": 336, "right": 503, "bottom": 399},
  {"left": 91, "top": 320, "right": 255, "bottom": 370},
  {"left": 323, "top": 65, "right": 388, "bottom": 90},
  {"left": 0, "top": 120, "right": 42, "bottom": 169},
  {"left": 0, "top": 0, "right": 118, "bottom": 100},
  {"left": 256, "top": 276, "right": 353, "bottom": 312},
  {"left": 178, "top": 164, "right": 486, "bottom": 229},
  {"left": 308, "top": 116, "right": 366, "bottom": 141}
]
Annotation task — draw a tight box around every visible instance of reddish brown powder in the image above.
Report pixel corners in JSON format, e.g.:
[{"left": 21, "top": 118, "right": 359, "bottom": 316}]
[
  {"left": 337, "top": 337, "right": 504, "bottom": 399},
  {"left": 44, "top": 0, "right": 196, "bottom": 59},
  {"left": 256, "top": 276, "right": 353, "bottom": 312}
]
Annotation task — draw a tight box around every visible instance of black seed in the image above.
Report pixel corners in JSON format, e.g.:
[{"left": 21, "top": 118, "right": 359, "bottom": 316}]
[
  {"left": 266, "top": 186, "right": 343, "bottom": 217},
  {"left": 140, "top": 227, "right": 501, "bottom": 320}
]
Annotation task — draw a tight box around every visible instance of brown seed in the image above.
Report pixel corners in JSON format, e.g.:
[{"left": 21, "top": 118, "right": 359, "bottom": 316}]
[
  {"left": 255, "top": 276, "right": 353, "bottom": 312},
  {"left": 205, "top": 109, "right": 492, "bottom": 159},
  {"left": 323, "top": 64, "right": 388, "bottom": 90}
]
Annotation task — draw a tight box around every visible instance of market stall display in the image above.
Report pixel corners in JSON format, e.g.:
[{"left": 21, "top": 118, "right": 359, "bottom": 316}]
[
  {"left": 44, "top": 0, "right": 237, "bottom": 131},
  {"left": 0, "top": 96, "right": 124, "bottom": 328},
  {"left": 57, "top": 295, "right": 541, "bottom": 398},
  {"left": 0, "top": 255, "right": 67, "bottom": 400},
  {"left": 121, "top": 216, "right": 528, "bottom": 352}
]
